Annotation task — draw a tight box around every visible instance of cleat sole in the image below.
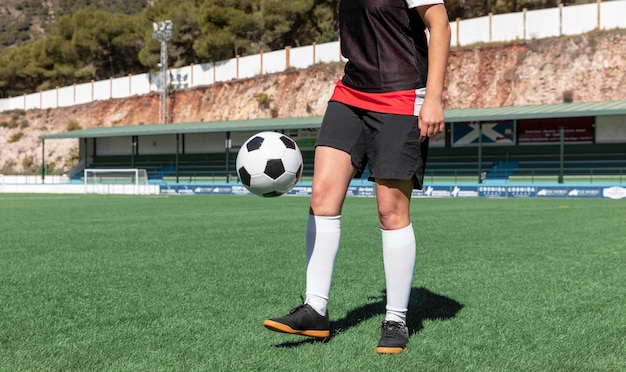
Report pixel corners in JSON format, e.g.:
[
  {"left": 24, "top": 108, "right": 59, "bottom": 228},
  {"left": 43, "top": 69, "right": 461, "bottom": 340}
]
[
  {"left": 375, "top": 346, "right": 407, "bottom": 354},
  {"left": 263, "top": 319, "right": 330, "bottom": 339}
]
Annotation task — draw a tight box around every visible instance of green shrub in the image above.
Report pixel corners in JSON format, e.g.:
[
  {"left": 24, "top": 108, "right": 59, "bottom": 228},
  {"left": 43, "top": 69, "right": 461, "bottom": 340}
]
[
  {"left": 8, "top": 132, "right": 23, "bottom": 143},
  {"left": 255, "top": 93, "right": 272, "bottom": 109},
  {"left": 66, "top": 120, "right": 82, "bottom": 131},
  {"left": 22, "top": 155, "right": 35, "bottom": 170},
  {"left": 0, "top": 117, "right": 19, "bottom": 129}
]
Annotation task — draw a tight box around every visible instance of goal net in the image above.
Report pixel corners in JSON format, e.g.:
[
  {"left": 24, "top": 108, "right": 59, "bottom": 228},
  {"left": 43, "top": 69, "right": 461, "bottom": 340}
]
[{"left": 84, "top": 168, "right": 149, "bottom": 195}]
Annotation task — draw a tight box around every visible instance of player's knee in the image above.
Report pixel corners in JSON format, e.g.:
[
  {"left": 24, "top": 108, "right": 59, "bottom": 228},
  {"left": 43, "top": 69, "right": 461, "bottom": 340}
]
[
  {"left": 309, "top": 196, "right": 342, "bottom": 217},
  {"left": 309, "top": 204, "right": 338, "bottom": 217},
  {"left": 377, "top": 208, "right": 409, "bottom": 230}
]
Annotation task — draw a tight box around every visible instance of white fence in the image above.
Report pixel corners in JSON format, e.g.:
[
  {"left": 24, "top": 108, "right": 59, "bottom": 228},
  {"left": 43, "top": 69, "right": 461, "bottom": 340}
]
[
  {"left": 1, "top": 0, "right": 625, "bottom": 113},
  {"left": 0, "top": 174, "right": 160, "bottom": 194},
  {"left": 453, "top": 1, "right": 625, "bottom": 46},
  {"left": 0, "top": 174, "right": 69, "bottom": 184}
]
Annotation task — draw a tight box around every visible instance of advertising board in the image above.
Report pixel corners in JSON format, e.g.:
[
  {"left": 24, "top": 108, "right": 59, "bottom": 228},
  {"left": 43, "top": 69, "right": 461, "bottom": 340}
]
[
  {"left": 160, "top": 184, "right": 626, "bottom": 199},
  {"left": 517, "top": 117, "right": 593, "bottom": 144}
]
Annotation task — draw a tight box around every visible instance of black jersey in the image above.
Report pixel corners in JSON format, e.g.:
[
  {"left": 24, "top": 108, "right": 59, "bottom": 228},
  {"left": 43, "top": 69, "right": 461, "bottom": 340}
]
[{"left": 339, "top": 0, "right": 430, "bottom": 93}]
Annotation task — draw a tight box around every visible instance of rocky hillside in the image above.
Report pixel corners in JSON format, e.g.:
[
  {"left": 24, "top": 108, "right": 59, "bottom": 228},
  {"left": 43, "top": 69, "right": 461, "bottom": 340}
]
[{"left": 1, "top": 30, "right": 625, "bottom": 174}]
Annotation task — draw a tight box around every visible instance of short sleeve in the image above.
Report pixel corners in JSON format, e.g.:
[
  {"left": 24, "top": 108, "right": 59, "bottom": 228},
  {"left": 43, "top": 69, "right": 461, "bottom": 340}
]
[{"left": 405, "top": 0, "right": 444, "bottom": 8}]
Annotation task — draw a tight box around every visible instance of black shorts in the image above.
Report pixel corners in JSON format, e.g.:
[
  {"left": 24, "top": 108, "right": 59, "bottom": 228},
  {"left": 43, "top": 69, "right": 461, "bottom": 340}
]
[{"left": 316, "top": 101, "right": 429, "bottom": 189}]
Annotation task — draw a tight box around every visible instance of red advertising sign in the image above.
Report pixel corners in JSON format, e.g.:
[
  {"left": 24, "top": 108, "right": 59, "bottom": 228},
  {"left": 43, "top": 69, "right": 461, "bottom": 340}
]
[{"left": 517, "top": 117, "right": 593, "bottom": 144}]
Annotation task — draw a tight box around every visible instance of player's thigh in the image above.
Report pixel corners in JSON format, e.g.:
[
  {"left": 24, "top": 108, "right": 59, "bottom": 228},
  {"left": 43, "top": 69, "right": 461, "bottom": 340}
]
[
  {"left": 310, "top": 146, "right": 356, "bottom": 216},
  {"left": 375, "top": 178, "right": 414, "bottom": 230},
  {"left": 364, "top": 111, "right": 426, "bottom": 189}
]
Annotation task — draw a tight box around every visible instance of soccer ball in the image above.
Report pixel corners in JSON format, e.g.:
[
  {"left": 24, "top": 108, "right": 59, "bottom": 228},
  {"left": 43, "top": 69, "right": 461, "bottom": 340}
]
[{"left": 236, "top": 132, "right": 303, "bottom": 197}]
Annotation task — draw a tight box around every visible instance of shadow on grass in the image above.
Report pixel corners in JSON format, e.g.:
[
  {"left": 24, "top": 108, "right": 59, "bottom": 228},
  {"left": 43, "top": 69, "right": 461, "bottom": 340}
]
[{"left": 273, "top": 287, "right": 463, "bottom": 348}]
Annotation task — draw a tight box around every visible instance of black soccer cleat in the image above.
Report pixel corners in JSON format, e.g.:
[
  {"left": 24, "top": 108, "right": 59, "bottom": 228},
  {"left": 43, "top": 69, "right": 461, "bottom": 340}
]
[
  {"left": 375, "top": 321, "right": 409, "bottom": 354},
  {"left": 263, "top": 303, "right": 330, "bottom": 339}
]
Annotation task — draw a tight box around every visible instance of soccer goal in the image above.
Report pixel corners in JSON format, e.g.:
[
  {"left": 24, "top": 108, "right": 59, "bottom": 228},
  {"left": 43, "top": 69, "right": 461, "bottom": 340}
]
[{"left": 84, "top": 168, "right": 149, "bottom": 195}]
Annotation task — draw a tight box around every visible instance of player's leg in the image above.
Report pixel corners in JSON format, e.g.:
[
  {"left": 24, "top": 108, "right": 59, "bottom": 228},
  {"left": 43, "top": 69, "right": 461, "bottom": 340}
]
[
  {"left": 309, "top": 145, "right": 356, "bottom": 217},
  {"left": 363, "top": 110, "right": 424, "bottom": 354},
  {"left": 262, "top": 147, "right": 355, "bottom": 339},
  {"left": 375, "top": 178, "right": 413, "bottom": 230},
  {"left": 303, "top": 145, "right": 356, "bottom": 316},
  {"left": 375, "top": 178, "right": 415, "bottom": 354},
  {"left": 264, "top": 102, "right": 363, "bottom": 339}
]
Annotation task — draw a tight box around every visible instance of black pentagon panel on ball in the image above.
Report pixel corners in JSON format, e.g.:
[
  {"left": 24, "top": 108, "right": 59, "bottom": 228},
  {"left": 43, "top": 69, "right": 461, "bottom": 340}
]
[
  {"left": 279, "top": 135, "right": 296, "bottom": 149},
  {"left": 264, "top": 159, "right": 285, "bottom": 179},
  {"left": 263, "top": 191, "right": 283, "bottom": 197},
  {"left": 238, "top": 167, "right": 251, "bottom": 186},
  {"left": 246, "top": 136, "right": 265, "bottom": 151}
]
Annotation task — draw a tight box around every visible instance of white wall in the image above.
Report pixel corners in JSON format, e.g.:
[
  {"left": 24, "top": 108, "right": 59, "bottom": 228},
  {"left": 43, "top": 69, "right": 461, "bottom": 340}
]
[
  {"left": 596, "top": 115, "right": 626, "bottom": 143},
  {"left": 1, "top": 1, "right": 625, "bottom": 113},
  {"left": 183, "top": 131, "right": 263, "bottom": 153},
  {"left": 526, "top": 7, "right": 561, "bottom": 39},
  {"left": 491, "top": 13, "right": 525, "bottom": 42},
  {"left": 95, "top": 137, "right": 132, "bottom": 156},
  {"left": 138, "top": 135, "right": 177, "bottom": 155},
  {"left": 457, "top": 15, "right": 491, "bottom": 46},
  {"left": 185, "top": 132, "right": 226, "bottom": 153}
]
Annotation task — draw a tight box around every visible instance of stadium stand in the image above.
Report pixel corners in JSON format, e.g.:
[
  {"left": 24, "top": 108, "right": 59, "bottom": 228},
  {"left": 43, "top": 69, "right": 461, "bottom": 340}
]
[
  {"left": 84, "top": 143, "right": 625, "bottom": 184},
  {"left": 426, "top": 143, "right": 626, "bottom": 182},
  {"left": 40, "top": 101, "right": 626, "bottom": 186}
]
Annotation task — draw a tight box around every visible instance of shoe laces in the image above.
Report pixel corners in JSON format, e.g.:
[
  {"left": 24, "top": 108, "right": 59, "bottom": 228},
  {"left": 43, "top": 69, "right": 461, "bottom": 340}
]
[
  {"left": 381, "top": 321, "right": 404, "bottom": 337},
  {"left": 288, "top": 297, "right": 310, "bottom": 315}
]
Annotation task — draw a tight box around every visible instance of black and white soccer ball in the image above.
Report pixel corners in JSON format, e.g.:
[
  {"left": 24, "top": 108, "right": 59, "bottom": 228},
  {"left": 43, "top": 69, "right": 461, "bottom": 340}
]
[{"left": 236, "top": 132, "right": 303, "bottom": 197}]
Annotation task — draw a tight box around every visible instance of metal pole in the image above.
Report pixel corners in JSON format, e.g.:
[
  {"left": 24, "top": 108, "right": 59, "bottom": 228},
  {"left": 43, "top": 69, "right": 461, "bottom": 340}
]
[
  {"left": 176, "top": 134, "right": 180, "bottom": 183},
  {"left": 478, "top": 122, "right": 483, "bottom": 183},
  {"left": 41, "top": 139, "right": 45, "bottom": 183},
  {"left": 84, "top": 138, "right": 89, "bottom": 168},
  {"left": 160, "top": 39, "right": 168, "bottom": 123},
  {"left": 558, "top": 126, "right": 565, "bottom": 183},
  {"left": 225, "top": 132, "right": 231, "bottom": 183},
  {"left": 152, "top": 21, "right": 173, "bottom": 124},
  {"left": 131, "top": 136, "right": 136, "bottom": 168}
]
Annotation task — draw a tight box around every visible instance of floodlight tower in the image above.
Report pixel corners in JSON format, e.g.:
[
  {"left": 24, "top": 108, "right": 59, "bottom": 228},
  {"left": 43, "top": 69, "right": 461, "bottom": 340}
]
[{"left": 152, "top": 20, "right": 173, "bottom": 124}]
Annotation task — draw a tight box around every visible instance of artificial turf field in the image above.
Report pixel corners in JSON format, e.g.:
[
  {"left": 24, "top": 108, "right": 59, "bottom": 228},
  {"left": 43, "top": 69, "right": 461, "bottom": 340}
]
[{"left": 0, "top": 194, "right": 624, "bottom": 371}]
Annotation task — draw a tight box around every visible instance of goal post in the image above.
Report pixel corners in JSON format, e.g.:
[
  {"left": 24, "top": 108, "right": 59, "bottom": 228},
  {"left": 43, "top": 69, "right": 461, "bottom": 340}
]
[{"left": 84, "top": 168, "right": 149, "bottom": 195}]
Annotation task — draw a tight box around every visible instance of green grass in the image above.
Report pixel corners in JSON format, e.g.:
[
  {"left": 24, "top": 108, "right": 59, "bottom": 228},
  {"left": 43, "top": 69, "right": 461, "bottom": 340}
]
[{"left": 0, "top": 195, "right": 624, "bottom": 371}]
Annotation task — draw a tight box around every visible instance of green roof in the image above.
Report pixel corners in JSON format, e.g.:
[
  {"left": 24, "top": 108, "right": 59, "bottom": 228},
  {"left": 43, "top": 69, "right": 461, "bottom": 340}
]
[
  {"left": 445, "top": 100, "right": 626, "bottom": 122},
  {"left": 40, "top": 100, "right": 626, "bottom": 140},
  {"left": 39, "top": 116, "right": 324, "bottom": 140}
]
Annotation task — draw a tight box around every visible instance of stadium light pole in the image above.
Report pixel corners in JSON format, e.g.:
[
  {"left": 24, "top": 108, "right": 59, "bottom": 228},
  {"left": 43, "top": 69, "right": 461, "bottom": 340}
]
[{"left": 152, "top": 20, "right": 173, "bottom": 124}]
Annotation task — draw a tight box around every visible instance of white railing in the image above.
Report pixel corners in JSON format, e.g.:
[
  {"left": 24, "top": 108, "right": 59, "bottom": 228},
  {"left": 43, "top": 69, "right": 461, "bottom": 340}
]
[
  {"left": 0, "top": 174, "right": 69, "bottom": 184},
  {"left": 1, "top": 0, "right": 624, "bottom": 113}
]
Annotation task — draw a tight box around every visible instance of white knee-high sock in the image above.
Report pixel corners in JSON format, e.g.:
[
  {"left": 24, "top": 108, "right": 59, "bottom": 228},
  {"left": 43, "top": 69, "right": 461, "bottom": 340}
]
[
  {"left": 305, "top": 214, "right": 341, "bottom": 316},
  {"left": 382, "top": 223, "right": 416, "bottom": 324}
]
